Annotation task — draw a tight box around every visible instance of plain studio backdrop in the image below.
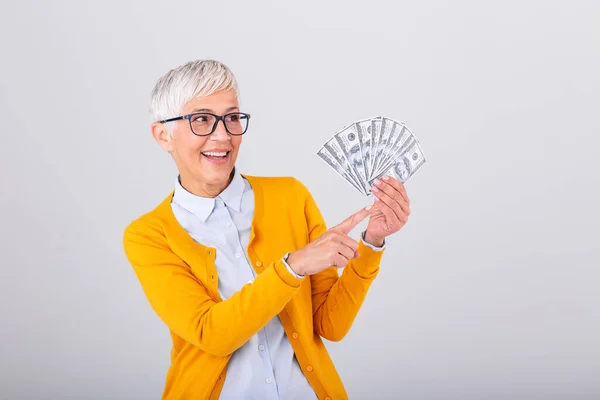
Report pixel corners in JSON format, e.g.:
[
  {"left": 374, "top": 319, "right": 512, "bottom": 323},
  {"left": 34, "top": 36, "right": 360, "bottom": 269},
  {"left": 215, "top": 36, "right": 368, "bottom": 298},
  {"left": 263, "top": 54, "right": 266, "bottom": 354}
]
[{"left": 1, "top": 0, "right": 598, "bottom": 399}]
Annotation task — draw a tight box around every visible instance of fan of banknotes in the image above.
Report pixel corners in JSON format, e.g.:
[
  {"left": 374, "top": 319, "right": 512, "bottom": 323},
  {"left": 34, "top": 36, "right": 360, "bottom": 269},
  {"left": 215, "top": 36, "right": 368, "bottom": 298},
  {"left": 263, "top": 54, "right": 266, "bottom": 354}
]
[{"left": 316, "top": 116, "right": 426, "bottom": 196}]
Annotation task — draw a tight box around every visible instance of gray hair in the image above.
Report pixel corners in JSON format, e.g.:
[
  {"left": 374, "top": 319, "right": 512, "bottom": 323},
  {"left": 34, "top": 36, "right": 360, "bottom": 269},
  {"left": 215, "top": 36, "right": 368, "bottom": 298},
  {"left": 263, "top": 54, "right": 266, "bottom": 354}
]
[{"left": 149, "top": 59, "right": 239, "bottom": 133}]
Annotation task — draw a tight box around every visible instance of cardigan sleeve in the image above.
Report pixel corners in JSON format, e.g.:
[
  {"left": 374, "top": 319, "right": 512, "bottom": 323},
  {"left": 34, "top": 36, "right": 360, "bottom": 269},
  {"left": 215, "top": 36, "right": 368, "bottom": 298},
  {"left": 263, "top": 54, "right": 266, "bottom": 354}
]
[
  {"left": 295, "top": 180, "right": 385, "bottom": 342},
  {"left": 123, "top": 219, "right": 303, "bottom": 357}
]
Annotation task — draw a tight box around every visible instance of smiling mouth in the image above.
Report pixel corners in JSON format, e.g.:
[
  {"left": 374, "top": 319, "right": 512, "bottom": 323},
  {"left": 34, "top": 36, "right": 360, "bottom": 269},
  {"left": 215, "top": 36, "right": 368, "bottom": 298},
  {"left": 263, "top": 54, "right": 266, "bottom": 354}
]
[{"left": 201, "top": 151, "right": 230, "bottom": 160}]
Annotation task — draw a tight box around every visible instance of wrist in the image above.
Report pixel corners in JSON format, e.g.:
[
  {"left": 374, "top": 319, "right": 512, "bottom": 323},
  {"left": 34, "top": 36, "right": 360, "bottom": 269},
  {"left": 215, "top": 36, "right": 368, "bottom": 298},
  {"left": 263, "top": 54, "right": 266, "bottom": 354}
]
[
  {"left": 285, "top": 251, "right": 305, "bottom": 276},
  {"left": 364, "top": 232, "right": 385, "bottom": 248}
]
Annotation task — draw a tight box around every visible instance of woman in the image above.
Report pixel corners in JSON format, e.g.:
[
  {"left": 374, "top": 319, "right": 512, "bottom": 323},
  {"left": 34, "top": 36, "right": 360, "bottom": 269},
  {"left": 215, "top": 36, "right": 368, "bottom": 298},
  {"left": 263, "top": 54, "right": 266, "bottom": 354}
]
[{"left": 123, "top": 60, "right": 411, "bottom": 399}]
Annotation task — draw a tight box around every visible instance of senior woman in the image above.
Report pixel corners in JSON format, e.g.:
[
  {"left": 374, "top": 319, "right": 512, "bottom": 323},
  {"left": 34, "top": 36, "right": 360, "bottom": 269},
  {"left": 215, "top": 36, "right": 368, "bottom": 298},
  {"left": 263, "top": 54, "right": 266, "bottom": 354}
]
[{"left": 123, "top": 60, "right": 411, "bottom": 400}]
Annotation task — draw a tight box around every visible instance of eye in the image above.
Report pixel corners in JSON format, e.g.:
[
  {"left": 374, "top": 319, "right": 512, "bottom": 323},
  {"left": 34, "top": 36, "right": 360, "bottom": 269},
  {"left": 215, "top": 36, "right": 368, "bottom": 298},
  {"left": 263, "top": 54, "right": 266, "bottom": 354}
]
[
  {"left": 192, "top": 115, "right": 209, "bottom": 123},
  {"left": 226, "top": 114, "right": 241, "bottom": 122}
]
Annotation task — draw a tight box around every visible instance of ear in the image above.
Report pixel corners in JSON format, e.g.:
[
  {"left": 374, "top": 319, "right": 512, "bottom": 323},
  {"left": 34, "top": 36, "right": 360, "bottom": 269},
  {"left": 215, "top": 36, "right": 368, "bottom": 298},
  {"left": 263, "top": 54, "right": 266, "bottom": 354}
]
[{"left": 151, "top": 122, "right": 175, "bottom": 152}]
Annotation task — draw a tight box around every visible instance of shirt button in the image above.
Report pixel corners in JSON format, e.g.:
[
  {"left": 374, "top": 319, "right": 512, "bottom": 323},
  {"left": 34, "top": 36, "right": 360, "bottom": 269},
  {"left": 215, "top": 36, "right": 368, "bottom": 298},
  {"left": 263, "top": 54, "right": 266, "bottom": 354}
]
[
  {"left": 306, "top": 366, "right": 313, "bottom": 372},
  {"left": 292, "top": 332, "right": 298, "bottom": 339},
  {"left": 258, "top": 344, "right": 265, "bottom": 351},
  {"left": 256, "top": 261, "right": 262, "bottom": 267},
  {"left": 235, "top": 253, "right": 241, "bottom": 259},
  {"left": 265, "top": 378, "right": 272, "bottom": 384},
  {"left": 226, "top": 223, "right": 231, "bottom": 228}
]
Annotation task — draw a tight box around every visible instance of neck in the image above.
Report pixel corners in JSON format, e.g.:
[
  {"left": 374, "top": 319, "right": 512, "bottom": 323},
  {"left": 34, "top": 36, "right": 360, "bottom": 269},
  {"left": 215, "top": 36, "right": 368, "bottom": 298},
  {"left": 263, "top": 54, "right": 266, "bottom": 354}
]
[{"left": 179, "top": 169, "right": 235, "bottom": 198}]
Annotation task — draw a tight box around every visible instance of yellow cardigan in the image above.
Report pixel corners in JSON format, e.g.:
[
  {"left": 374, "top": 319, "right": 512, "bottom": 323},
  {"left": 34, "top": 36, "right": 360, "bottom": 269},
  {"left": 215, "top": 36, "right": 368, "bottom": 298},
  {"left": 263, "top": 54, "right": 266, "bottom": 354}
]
[{"left": 122, "top": 175, "right": 385, "bottom": 399}]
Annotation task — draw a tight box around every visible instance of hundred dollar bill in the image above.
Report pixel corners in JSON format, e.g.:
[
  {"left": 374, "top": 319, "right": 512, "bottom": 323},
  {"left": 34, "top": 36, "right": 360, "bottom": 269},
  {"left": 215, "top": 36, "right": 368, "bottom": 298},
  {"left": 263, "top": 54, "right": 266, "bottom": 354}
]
[
  {"left": 334, "top": 124, "right": 370, "bottom": 195},
  {"left": 316, "top": 147, "right": 365, "bottom": 194},
  {"left": 369, "top": 137, "right": 426, "bottom": 186},
  {"left": 368, "top": 117, "right": 384, "bottom": 178},
  {"left": 373, "top": 139, "right": 426, "bottom": 184},
  {"left": 321, "top": 139, "right": 367, "bottom": 195},
  {"left": 371, "top": 117, "right": 400, "bottom": 176},
  {"left": 354, "top": 117, "right": 375, "bottom": 181},
  {"left": 372, "top": 122, "right": 414, "bottom": 179}
]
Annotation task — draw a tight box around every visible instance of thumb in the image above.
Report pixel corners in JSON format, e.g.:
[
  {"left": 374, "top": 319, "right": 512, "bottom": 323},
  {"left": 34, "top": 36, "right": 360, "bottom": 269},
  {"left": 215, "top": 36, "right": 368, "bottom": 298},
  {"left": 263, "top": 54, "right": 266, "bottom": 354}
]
[{"left": 333, "top": 205, "right": 372, "bottom": 235}]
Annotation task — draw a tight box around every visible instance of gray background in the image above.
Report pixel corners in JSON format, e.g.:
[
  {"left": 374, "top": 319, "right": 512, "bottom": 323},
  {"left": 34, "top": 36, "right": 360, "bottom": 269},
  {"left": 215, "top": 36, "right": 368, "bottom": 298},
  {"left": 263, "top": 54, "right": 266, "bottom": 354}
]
[{"left": 1, "top": 0, "right": 599, "bottom": 399}]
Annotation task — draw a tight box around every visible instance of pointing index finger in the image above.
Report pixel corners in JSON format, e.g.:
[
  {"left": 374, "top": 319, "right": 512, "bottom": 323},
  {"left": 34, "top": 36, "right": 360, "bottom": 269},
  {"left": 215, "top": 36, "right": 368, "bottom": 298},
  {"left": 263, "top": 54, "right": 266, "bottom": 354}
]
[{"left": 333, "top": 205, "right": 372, "bottom": 235}]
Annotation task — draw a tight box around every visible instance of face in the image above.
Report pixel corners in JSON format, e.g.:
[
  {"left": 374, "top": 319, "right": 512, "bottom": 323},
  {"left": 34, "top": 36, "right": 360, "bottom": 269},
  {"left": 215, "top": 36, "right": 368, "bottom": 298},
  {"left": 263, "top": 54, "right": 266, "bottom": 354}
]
[{"left": 152, "top": 90, "right": 243, "bottom": 197}]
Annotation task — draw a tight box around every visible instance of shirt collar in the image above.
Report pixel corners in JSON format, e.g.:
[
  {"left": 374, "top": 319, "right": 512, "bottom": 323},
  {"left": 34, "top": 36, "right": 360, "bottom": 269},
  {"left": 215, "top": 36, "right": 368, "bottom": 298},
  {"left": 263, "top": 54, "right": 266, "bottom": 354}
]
[
  {"left": 218, "top": 170, "right": 245, "bottom": 212},
  {"left": 172, "top": 169, "right": 246, "bottom": 223}
]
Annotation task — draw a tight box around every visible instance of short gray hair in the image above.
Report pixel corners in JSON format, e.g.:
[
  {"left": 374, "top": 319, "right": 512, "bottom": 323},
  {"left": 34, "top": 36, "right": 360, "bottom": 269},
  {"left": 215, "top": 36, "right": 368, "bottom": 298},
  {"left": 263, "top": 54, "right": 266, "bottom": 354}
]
[{"left": 149, "top": 59, "right": 239, "bottom": 131}]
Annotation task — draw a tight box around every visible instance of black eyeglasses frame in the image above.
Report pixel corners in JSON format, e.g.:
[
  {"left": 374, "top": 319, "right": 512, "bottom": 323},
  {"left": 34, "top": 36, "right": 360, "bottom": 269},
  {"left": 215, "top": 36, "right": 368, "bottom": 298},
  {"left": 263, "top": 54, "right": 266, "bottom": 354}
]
[{"left": 158, "top": 112, "right": 251, "bottom": 136}]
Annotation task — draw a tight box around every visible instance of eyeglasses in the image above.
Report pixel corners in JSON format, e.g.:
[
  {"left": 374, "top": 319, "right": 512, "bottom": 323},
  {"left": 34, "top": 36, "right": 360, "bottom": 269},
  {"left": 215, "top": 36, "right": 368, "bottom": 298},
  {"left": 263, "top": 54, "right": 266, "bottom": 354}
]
[{"left": 158, "top": 112, "right": 251, "bottom": 136}]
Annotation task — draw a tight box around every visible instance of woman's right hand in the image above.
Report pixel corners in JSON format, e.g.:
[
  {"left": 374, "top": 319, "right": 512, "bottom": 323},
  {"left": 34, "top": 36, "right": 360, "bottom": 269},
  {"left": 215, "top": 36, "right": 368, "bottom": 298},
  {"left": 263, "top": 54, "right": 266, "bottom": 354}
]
[{"left": 286, "top": 206, "right": 372, "bottom": 276}]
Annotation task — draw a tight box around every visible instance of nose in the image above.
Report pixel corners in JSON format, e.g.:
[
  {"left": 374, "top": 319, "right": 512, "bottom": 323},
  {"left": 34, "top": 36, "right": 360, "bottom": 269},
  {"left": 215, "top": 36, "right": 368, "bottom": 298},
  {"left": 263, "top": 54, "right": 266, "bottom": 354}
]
[{"left": 210, "top": 118, "right": 230, "bottom": 140}]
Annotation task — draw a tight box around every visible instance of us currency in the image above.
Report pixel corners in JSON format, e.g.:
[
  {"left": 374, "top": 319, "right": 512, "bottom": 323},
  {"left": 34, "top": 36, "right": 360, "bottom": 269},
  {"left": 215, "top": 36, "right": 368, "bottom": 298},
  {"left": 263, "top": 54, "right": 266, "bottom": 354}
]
[
  {"left": 354, "top": 117, "right": 375, "bottom": 180},
  {"left": 321, "top": 139, "right": 367, "bottom": 195},
  {"left": 371, "top": 117, "right": 400, "bottom": 176},
  {"left": 368, "top": 117, "right": 384, "bottom": 178},
  {"left": 374, "top": 139, "right": 426, "bottom": 184},
  {"left": 372, "top": 123, "right": 414, "bottom": 179},
  {"left": 317, "top": 147, "right": 365, "bottom": 194},
  {"left": 334, "top": 124, "right": 370, "bottom": 195},
  {"left": 370, "top": 135, "right": 421, "bottom": 185}
]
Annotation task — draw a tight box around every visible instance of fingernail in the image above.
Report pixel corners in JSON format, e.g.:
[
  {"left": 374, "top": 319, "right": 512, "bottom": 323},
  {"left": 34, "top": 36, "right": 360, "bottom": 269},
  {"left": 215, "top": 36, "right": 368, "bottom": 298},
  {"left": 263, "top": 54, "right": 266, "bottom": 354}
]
[
  {"left": 366, "top": 205, "right": 372, "bottom": 210},
  {"left": 374, "top": 196, "right": 380, "bottom": 202},
  {"left": 373, "top": 179, "right": 381, "bottom": 185},
  {"left": 382, "top": 175, "right": 390, "bottom": 180},
  {"left": 371, "top": 186, "right": 379, "bottom": 192}
]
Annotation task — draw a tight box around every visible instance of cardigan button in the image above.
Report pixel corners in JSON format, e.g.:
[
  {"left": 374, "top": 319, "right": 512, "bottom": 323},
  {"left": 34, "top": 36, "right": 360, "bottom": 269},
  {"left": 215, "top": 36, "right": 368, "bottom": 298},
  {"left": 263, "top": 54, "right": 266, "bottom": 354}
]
[
  {"left": 256, "top": 261, "right": 262, "bottom": 267},
  {"left": 292, "top": 332, "right": 298, "bottom": 339},
  {"left": 306, "top": 365, "right": 313, "bottom": 372},
  {"left": 325, "top": 397, "right": 331, "bottom": 400}
]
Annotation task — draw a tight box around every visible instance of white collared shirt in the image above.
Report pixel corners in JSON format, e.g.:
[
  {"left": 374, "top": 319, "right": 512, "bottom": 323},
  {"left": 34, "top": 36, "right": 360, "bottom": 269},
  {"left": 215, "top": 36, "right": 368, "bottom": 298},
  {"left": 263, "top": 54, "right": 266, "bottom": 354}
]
[{"left": 170, "top": 171, "right": 318, "bottom": 399}]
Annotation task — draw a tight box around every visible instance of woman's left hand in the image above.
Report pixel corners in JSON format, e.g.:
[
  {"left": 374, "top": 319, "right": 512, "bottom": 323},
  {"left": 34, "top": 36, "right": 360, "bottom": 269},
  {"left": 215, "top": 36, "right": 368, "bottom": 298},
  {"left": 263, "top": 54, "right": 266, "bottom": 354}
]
[{"left": 364, "top": 176, "right": 411, "bottom": 247}]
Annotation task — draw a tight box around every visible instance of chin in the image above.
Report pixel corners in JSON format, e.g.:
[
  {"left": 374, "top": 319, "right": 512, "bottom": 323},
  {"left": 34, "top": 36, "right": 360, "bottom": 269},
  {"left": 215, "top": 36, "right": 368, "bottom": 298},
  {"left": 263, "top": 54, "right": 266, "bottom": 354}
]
[
  {"left": 202, "top": 167, "right": 234, "bottom": 185},
  {"left": 191, "top": 152, "right": 238, "bottom": 186}
]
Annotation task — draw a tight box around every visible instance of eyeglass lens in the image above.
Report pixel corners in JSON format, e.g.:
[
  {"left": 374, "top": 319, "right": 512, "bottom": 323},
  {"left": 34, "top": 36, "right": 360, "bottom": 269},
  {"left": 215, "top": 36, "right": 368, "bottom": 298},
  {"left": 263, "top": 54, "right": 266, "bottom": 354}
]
[{"left": 190, "top": 113, "right": 248, "bottom": 135}]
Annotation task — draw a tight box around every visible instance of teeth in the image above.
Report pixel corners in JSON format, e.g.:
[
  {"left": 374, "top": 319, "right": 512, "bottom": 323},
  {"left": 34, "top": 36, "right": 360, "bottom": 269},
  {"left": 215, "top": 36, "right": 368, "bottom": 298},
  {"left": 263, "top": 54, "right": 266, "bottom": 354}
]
[{"left": 203, "top": 151, "right": 228, "bottom": 157}]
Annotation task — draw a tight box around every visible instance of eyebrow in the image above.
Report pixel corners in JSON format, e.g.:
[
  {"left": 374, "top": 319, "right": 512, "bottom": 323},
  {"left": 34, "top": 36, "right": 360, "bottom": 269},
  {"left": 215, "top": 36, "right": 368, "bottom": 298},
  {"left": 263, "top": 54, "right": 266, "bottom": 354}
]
[{"left": 191, "top": 106, "right": 239, "bottom": 113}]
